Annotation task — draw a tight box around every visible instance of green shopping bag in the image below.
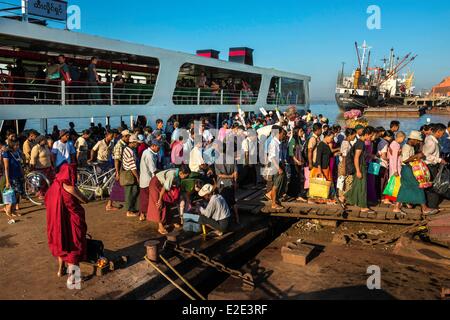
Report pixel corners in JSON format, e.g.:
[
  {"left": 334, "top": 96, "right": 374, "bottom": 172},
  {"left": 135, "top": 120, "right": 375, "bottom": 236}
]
[{"left": 383, "top": 176, "right": 401, "bottom": 201}]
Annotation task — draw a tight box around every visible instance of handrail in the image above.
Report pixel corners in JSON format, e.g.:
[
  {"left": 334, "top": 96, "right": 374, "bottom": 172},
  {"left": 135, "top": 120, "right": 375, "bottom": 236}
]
[
  {"left": 173, "top": 87, "right": 258, "bottom": 105},
  {"left": 0, "top": 78, "right": 155, "bottom": 105}
]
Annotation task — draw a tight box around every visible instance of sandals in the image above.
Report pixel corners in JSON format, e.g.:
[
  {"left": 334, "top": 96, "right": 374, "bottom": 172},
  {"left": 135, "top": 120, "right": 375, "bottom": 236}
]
[
  {"left": 139, "top": 214, "right": 146, "bottom": 221},
  {"left": 106, "top": 206, "right": 120, "bottom": 212},
  {"left": 393, "top": 209, "right": 408, "bottom": 216},
  {"left": 423, "top": 209, "right": 439, "bottom": 216},
  {"left": 126, "top": 212, "right": 138, "bottom": 217},
  {"left": 271, "top": 205, "right": 284, "bottom": 210},
  {"left": 296, "top": 197, "right": 307, "bottom": 203},
  {"left": 361, "top": 209, "right": 376, "bottom": 214},
  {"left": 158, "top": 228, "right": 168, "bottom": 235}
]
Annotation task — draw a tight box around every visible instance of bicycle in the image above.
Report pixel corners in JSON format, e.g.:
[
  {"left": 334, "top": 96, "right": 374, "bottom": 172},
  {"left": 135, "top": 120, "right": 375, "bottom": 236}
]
[
  {"left": 24, "top": 170, "right": 52, "bottom": 205},
  {"left": 77, "top": 162, "right": 116, "bottom": 201}
]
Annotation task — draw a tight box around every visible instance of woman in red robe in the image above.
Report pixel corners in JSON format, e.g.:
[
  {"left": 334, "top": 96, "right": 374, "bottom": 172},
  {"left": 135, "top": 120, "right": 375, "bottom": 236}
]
[{"left": 45, "top": 163, "right": 89, "bottom": 277}]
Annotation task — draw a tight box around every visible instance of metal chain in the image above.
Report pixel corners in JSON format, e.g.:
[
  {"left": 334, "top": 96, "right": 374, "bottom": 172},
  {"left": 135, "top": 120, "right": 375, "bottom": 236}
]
[
  {"left": 164, "top": 241, "right": 254, "bottom": 289},
  {"left": 342, "top": 220, "right": 428, "bottom": 246}
]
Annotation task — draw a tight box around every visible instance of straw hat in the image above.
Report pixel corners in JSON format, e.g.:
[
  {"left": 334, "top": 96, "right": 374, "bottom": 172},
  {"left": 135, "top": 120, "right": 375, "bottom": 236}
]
[
  {"left": 121, "top": 129, "right": 131, "bottom": 136},
  {"left": 198, "top": 184, "right": 214, "bottom": 197},
  {"left": 408, "top": 130, "right": 423, "bottom": 141}
]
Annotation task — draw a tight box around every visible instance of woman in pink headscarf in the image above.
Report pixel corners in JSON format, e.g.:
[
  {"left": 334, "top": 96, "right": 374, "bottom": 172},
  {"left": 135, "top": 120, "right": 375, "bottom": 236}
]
[{"left": 45, "top": 163, "right": 89, "bottom": 277}]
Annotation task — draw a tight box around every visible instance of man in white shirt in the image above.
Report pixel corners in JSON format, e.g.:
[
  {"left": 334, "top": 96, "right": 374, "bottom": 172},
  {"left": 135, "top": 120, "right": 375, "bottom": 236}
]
[
  {"left": 201, "top": 124, "right": 214, "bottom": 146},
  {"left": 74, "top": 129, "right": 91, "bottom": 167},
  {"left": 139, "top": 140, "right": 160, "bottom": 221},
  {"left": 265, "top": 126, "right": 287, "bottom": 209},
  {"left": 423, "top": 123, "right": 447, "bottom": 209},
  {"left": 189, "top": 141, "right": 205, "bottom": 173}
]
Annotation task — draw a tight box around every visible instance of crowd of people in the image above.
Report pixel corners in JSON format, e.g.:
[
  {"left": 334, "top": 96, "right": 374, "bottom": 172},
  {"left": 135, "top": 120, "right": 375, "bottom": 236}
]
[{"left": 1, "top": 107, "right": 449, "bottom": 277}]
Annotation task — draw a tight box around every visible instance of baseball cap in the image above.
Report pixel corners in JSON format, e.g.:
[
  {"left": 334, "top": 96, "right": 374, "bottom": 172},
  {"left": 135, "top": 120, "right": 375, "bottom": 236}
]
[
  {"left": 355, "top": 124, "right": 364, "bottom": 130},
  {"left": 121, "top": 129, "right": 131, "bottom": 136},
  {"left": 198, "top": 184, "right": 214, "bottom": 197}
]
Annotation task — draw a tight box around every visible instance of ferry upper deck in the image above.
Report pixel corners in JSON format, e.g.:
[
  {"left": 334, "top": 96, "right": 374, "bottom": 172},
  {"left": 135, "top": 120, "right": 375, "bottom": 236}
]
[{"left": 0, "top": 9, "right": 311, "bottom": 128}]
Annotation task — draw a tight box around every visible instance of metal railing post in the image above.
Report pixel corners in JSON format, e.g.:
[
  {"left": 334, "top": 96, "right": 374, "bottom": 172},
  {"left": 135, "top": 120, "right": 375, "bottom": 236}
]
[
  {"left": 21, "top": 0, "right": 28, "bottom": 22},
  {"left": 110, "top": 83, "right": 114, "bottom": 105},
  {"left": 220, "top": 89, "right": 224, "bottom": 105},
  {"left": 197, "top": 88, "right": 201, "bottom": 105},
  {"left": 61, "top": 80, "right": 66, "bottom": 105}
]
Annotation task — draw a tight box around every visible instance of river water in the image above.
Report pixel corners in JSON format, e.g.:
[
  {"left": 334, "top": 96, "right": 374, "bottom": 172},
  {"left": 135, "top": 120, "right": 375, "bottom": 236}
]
[{"left": 24, "top": 103, "right": 449, "bottom": 133}]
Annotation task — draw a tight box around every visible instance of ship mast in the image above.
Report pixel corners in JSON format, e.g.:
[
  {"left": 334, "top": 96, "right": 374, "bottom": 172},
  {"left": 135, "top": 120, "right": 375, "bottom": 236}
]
[{"left": 359, "top": 40, "right": 372, "bottom": 75}]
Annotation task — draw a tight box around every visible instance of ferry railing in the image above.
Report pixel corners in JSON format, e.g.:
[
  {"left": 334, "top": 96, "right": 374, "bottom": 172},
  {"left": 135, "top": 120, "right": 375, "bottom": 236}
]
[
  {"left": 266, "top": 92, "right": 303, "bottom": 105},
  {"left": 172, "top": 88, "right": 258, "bottom": 105},
  {"left": 0, "top": 75, "right": 154, "bottom": 105}
]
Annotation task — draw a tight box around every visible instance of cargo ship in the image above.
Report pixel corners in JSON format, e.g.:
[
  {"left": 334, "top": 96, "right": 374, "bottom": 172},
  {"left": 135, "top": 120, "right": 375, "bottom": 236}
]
[{"left": 335, "top": 41, "right": 417, "bottom": 111}]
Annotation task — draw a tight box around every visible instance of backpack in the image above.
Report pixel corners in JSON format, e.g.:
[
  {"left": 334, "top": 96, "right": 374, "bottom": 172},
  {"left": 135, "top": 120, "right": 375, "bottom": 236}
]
[{"left": 86, "top": 234, "right": 104, "bottom": 262}]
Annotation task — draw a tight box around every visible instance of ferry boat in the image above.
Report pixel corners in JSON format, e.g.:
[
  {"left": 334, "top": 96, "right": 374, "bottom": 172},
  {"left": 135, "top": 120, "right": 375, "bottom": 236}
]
[{"left": 0, "top": 3, "right": 310, "bottom": 135}]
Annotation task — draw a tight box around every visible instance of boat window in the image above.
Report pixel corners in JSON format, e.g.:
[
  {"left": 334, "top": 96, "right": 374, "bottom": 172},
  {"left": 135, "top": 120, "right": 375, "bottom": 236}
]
[
  {"left": 0, "top": 42, "right": 159, "bottom": 105},
  {"left": 267, "top": 76, "right": 306, "bottom": 105},
  {"left": 173, "top": 63, "right": 261, "bottom": 105}
]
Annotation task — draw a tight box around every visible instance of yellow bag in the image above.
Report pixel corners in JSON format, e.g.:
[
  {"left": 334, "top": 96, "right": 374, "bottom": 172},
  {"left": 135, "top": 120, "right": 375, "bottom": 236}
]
[{"left": 309, "top": 174, "right": 331, "bottom": 199}]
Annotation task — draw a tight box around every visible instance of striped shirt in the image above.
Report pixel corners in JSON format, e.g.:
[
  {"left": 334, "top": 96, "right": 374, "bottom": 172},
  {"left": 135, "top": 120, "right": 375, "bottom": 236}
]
[
  {"left": 113, "top": 139, "right": 127, "bottom": 161},
  {"left": 122, "top": 147, "right": 137, "bottom": 171}
]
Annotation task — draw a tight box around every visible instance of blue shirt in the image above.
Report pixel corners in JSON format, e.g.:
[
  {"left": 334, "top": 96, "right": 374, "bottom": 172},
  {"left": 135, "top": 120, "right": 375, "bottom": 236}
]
[
  {"left": 52, "top": 140, "right": 76, "bottom": 168},
  {"left": 2, "top": 151, "right": 23, "bottom": 180},
  {"left": 440, "top": 130, "right": 450, "bottom": 154}
]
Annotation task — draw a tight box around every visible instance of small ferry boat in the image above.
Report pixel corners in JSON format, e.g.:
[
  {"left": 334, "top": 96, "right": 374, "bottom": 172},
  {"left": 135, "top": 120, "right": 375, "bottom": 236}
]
[{"left": 0, "top": 2, "right": 310, "bottom": 135}]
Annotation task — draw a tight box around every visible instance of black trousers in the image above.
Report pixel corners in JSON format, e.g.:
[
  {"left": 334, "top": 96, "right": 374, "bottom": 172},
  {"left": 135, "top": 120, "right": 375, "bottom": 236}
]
[
  {"left": 198, "top": 216, "right": 230, "bottom": 233},
  {"left": 287, "top": 163, "right": 307, "bottom": 198},
  {"left": 425, "top": 164, "right": 441, "bottom": 209}
]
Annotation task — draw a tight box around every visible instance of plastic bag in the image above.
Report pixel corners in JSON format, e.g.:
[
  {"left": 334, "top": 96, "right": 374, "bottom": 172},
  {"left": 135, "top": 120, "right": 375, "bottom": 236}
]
[
  {"left": 368, "top": 161, "right": 381, "bottom": 176},
  {"left": 337, "top": 176, "right": 345, "bottom": 191},
  {"left": 383, "top": 176, "right": 401, "bottom": 202},
  {"left": 2, "top": 188, "right": 16, "bottom": 205},
  {"left": 304, "top": 167, "right": 310, "bottom": 189},
  {"left": 433, "top": 164, "right": 450, "bottom": 196},
  {"left": 410, "top": 160, "right": 432, "bottom": 189}
]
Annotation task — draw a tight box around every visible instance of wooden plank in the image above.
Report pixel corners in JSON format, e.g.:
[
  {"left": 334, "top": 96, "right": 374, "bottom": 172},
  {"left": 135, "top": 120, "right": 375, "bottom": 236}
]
[{"left": 267, "top": 212, "right": 415, "bottom": 225}]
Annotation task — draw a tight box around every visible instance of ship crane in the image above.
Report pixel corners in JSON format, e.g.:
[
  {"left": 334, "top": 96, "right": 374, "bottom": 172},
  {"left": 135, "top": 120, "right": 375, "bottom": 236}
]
[{"left": 379, "top": 53, "right": 417, "bottom": 85}]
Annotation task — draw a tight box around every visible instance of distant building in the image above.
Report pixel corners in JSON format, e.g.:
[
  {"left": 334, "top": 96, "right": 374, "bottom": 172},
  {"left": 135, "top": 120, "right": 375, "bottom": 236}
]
[{"left": 431, "top": 76, "right": 450, "bottom": 97}]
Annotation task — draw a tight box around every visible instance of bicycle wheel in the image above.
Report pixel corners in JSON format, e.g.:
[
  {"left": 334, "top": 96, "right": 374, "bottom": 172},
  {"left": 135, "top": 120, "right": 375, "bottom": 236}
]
[
  {"left": 25, "top": 171, "right": 51, "bottom": 206},
  {"left": 77, "top": 170, "right": 96, "bottom": 200}
]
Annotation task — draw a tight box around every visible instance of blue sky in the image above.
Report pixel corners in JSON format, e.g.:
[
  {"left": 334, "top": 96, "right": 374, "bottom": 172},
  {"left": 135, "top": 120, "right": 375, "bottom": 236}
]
[{"left": 72, "top": 0, "right": 449, "bottom": 101}]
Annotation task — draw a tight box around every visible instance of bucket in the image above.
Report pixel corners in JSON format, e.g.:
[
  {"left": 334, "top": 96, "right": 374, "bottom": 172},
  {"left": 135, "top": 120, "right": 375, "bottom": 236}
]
[{"left": 144, "top": 240, "right": 160, "bottom": 262}]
